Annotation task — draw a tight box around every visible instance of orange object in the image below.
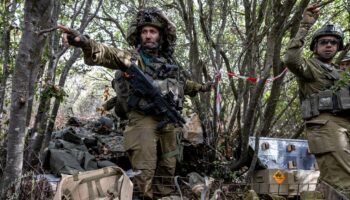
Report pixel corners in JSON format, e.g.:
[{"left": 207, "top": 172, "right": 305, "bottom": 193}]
[{"left": 272, "top": 170, "right": 286, "bottom": 185}]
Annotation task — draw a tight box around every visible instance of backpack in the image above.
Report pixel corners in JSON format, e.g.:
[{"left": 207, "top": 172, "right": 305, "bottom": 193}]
[{"left": 53, "top": 166, "right": 133, "bottom": 200}]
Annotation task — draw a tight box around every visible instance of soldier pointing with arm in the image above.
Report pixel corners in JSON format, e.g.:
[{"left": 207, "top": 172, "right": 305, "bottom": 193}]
[
  {"left": 284, "top": 4, "right": 350, "bottom": 197},
  {"left": 59, "top": 7, "right": 212, "bottom": 199}
]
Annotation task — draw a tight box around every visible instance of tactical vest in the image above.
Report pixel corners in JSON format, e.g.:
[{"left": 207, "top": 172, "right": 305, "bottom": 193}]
[
  {"left": 112, "top": 50, "right": 184, "bottom": 116},
  {"left": 301, "top": 61, "right": 350, "bottom": 119},
  {"left": 135, "top": 51, "right": 184, "bottom": 113}
]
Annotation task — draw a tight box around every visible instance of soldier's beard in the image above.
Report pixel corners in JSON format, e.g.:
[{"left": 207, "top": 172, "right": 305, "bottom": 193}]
[
  {"left": 141, "top": 37, "right": 164, "bottom": 54},
  {"left": 142, "top": 41, "right": 160, "bottom": 50},
  {"left": 141, "top": 42, "right": 162, "bottom": 56}
]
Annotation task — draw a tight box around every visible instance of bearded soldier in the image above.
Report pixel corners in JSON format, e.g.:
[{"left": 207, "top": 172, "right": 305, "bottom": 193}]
[
  {"left": 284, "top": 4, "right": 350, "bottom": 197},
  {"left": 59, "top": 7, "right": 212, "bottom": 199}
]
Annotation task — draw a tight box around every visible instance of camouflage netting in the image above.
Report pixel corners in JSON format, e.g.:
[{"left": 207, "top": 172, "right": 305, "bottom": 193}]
[{"left": 126, "top": 7, "right": 177, "bottom": 55}]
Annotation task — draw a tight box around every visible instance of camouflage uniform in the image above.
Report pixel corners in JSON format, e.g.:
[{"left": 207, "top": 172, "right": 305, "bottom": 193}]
[
  {"left": 340, "top": 54, "right": 350, "bottom": 71},
  {"left": 284, "top": 23, "right": 350, "bottom": 197},
  {"left": 72, "top": 7, "right": 208, "bottom": 199}
]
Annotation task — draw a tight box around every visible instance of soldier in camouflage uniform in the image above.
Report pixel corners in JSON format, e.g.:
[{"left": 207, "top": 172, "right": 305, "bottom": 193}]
[
  {"left": 59, "top": 7, "right": 212, "bottom": 199},
  {"left": 284, "top": 4, "right": 350, "bottom": 198},
  {"left": 340, "top": 54, "right": 350, "bottom": 71}
]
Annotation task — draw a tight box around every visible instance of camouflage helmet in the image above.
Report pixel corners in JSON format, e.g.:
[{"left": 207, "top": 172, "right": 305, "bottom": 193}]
[
  {"left": 310, "top": 24, "right": 344, "bottom": 51},
  {"left": 126, "top": 7, "right": 177, "bottom": 55}
]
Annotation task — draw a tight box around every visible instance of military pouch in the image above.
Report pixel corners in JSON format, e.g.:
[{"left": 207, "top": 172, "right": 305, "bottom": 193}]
[
  {"left": 301, "top": 95, "right": 319, "bottom": 119},
  {"left": 318, "top": 90, "right": 333, "bottom": 110},
  {"left": 336, "top": 87, "right": 350, "bottom": 110}
]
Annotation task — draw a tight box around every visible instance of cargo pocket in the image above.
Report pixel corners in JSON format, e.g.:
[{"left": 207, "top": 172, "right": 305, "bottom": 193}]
[
  {"left": 126, "top": 111, "right": 142, "bottom": 127},
  {"left": 306, "top": 119, "right": 336, "bottom": 154}
]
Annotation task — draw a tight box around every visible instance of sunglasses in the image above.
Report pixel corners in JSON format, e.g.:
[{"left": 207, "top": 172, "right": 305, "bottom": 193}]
[{"left": 317, "top": 39, "right": 339, "bottom": 46}]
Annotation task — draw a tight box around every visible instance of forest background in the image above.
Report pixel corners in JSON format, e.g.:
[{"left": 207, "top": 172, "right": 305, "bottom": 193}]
[{"left": 0, "top": 0, "right": 349, "bottom": 198}]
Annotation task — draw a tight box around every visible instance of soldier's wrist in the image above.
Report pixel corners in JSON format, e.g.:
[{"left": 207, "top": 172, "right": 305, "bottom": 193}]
[
  {"left": 299, "top": 21, "right": 312, "bottom": 30},
  {"left": 67, "top": 34, "right": 90, "bottom": 49}
]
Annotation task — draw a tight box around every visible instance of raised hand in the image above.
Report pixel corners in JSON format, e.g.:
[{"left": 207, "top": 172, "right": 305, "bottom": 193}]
[
  {"left": 58, "top": 24, "right": 89, "bottom": 48},
  {"left": 301, "top": 4, "right": 321, "bottom": 25}
]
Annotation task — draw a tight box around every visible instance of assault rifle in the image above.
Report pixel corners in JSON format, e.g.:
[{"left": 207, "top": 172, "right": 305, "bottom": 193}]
[{"left": 126, "top": 63, "right": 186, "bottom": 130}]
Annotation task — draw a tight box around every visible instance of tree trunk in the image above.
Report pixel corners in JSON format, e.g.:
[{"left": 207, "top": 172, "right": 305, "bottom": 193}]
[
  {"left": 1, "top": 0, "right": 53, "bottom": 193},
  {"left": 43, "top": 0, "right": 102, "bottom": 152},
  {"left": 44, "top": 49, "right": 82, "bottom": 149},
  {"left": 0, "top": 27, "right": 10, "bottom": 133},
  {"left": 246, "top": 0, "right": 296, "bottom": 179},
  {"left": 0, "top": 0, "right": 17, "bottom": 133},
  {"left": 259, "top": 0, "right": 296, "bottom": 137},
  {"left": 25, "top": 63, "right": 44, "bottom": 127},
  {"left": 27, "top": 0, "right": 62, "bottom": 165}
]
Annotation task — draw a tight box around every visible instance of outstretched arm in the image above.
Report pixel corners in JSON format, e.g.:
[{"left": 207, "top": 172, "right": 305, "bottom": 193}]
[
  {"left": 284, "top": 4, "right": 320, "bottom": 79},
  {"left": 184, "top": 80, "right": 214, "bottom": 97},
  {"left": 58, "top": 25, "right": 132, "bottom": 71}
]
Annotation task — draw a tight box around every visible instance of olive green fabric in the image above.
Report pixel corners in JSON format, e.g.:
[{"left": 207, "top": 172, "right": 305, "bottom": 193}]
[
  {"left": 82, "top": 40, "right": 133, "bottom": 71},
  {"left": 284, "top": 22, "right": 350, "bottom": 199},
  {"left": 242, "top": 191, "right": 287, "bottom": 200},
  {"left": 124, "top": 111, "right": 177, "bottom": 199},
  {"left": 46, "top": 128, "right": 117, "bottom": 175},
  {"left": 80, "top": 39, "right": 206, "bottom": 198},
  {"left": 306, "top": 113, "right": 350, "bottom": 198},
  {"left": 184, "top": 80, "right": 205, "bottom": 97},
  {"left": 78, "top": 11, "right": 207, "bottom": 199},
  {"left": 300, "top": 191, "right": 324, "bottom": 200},
  {"left": 284, "top": 37, "right": 338, "bottom": 100},
  {"left": 81, "top": 41, "right": 205, "bottom": 94},
  {"left": 242, "top": 190, "right": 259, "bottom": 200}
]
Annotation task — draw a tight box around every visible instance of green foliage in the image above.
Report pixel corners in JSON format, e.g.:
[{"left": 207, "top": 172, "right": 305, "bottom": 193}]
[
  {"left": 331, "top": 71, "right": 350, "bottom": 92},
  {"left": 0, "top": 131, "right": 6, "bottom": 141},
  {"left": 210, "top": 160, "right": 242, "bottom": 181},
  {"left": 2, "top": 1, "right": 350, "bottom": 191},
  {"left": 41, "top": 84, "right": 68, "bottom": 102}
]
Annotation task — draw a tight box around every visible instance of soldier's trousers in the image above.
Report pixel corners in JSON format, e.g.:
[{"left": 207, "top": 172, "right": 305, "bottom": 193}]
[
  {"left": 124, "top": 111, "right": 177, "bottom": 199},
  {"left": 306, "top": 112, "right": 350, "bottom": 198}
]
